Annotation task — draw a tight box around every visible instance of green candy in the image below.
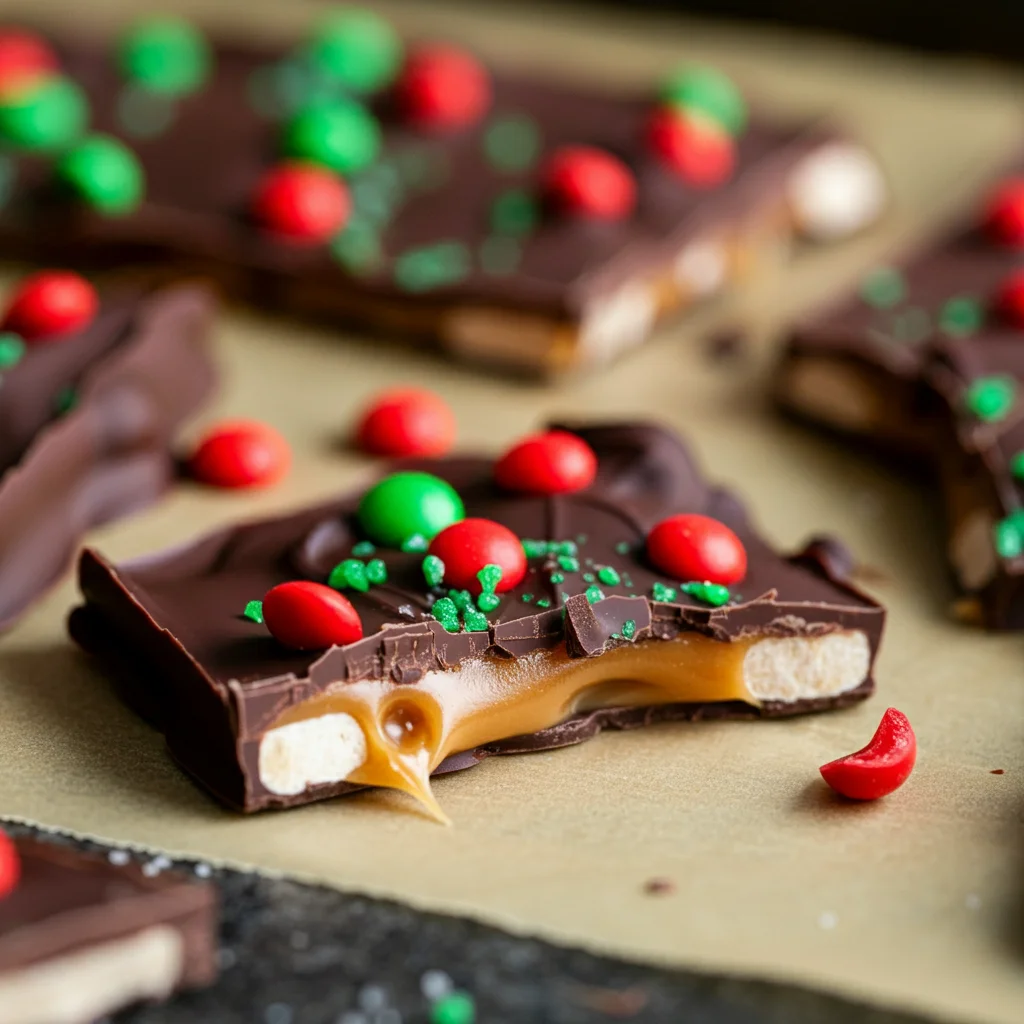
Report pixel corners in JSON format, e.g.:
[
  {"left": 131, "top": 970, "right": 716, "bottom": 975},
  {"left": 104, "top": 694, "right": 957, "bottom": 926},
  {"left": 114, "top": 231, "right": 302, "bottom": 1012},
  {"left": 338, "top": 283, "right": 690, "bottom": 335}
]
[
  {"left": 965, "top": 375, "right": 1016, "bottom": 423},
  {"left": 0, "top": 77, "right": 87, "bottom": 151},
  {"left": 329, "top": 558, "right": 369, "bottom": 592},
  {"left": 462, "top": 607, "right": 489, "bottom": 632},
  {"left": 58, "top": 135, "right": 144, "bottom": 216},
  {"left": 242, "top": 600, "right": 264, "bottom": 624},
  {"left": 422, "top": 554, "right": 446, "bottom": 588},
  {"left": 621, "top": 619, "right": 637, "bottom": 640},
  {"left": 597, "top": 566, "right": 621, "bottom": 586},
  {"left": 682, "top": 581, "right": 731, "bottom": 607},
  {"left": 477, "top": 592, "right": 500, "bottom": 613},
  {"left": 283, "top": 100, "right": 380, "bottom": 175},
  {"left": 366, "top": 558, "right": 388, "bottom": 585},
  {"left": 0, "top": 333, "right": 25, "bottom": 369},
  {"left": 357, "top": 471, "right": 464, "bottom": 547},
  {"left": 660, "top": 65, "right": 747, "bottom": 135},
  {"left": 119, "top": 18, "right": 211, "bottom": 96},
  {"left": 585, "top": 585, "right": 605, "bottom": 604},
  {"left": 305, "top": 9, "right": 402, "bottom": 93},
  {"left": 430, "top": 991, "right": 476, "bottom": 1024},
  {"left": 994, "top": 511, "right": 1024, "bottom": 560},
  {"left": 651, "top": 581, "right": 677, "bottom": 603}
]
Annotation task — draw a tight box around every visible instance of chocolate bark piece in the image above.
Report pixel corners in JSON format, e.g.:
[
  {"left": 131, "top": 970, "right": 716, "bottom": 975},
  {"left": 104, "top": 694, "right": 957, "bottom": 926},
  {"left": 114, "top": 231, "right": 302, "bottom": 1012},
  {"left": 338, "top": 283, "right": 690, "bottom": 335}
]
[
  {"left": 0, "top": 835, "right": 217, "bottom": 1023},
  {"left": 0, "top": 283, "right": 216, "bottom": 629},
  {"left": 69, "top": 421, "right": 884, "bottom": 816},
  {"left": 0, "top": 21, "right": 884, "bottom": 375}
]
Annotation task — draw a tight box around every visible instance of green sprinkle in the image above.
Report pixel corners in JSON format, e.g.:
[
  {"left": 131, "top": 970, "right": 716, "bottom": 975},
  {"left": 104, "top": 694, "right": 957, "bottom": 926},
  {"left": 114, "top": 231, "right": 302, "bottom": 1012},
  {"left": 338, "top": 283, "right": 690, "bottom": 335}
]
[
  {"left": 597, "top": 566, "right": 621, "bottom": 586},
  {"left": 305, "top": 8, "right": 403, "bottom": 93},
  {"left": 965, "top": 375, "right": 1016, "bottom": 423},
  {"left": 939, "top": 296, "right": 984, "bottom": 337},
  {"left": 329, "top": 558, "right": 369, "bottom": 592},
  {"left": 661, "top": 65, "right": 746, "bottom": 135},
  {"left": 994, "top": 511, "right": 1024, "bottom": 559},
  {"left": 585, "top": 585, "right": 605, "bottom": 604},
  {"left": 553, "top": 540, "right": 577, "bottom": 557},
  {"left": 366, "top": 558, "right": 387, "bottom": 585},
  {"left": 0, "top": 333, "right": 25, "bottom": 369},
  {"left": 479, "top": 235, "right": 522, "bottom": 276},
  {"left": 430, "top": 991, "right": 476, "bottom": 1024},
  {"left": 394, "top": 241, "right": 470, "bottom": 293},
  {"left": 58, "top": 134, "right": 145, "bottom": 216},
  {"left": 1010, "top": 452, "right": 1024, "bottom": 481},
  {"left": 682, "top": 581, "right": 731, "bottom": 607},
  {"left": 652, "top": 582, "right": 677, "bottom": 602},
  {"left": 522, "top": 539, "right": 547, "bottom": 558},
  {"left": 422, "top": 554, "right": 445, "bottom": 588},
  {"left": 483, "top": 114, "right": 541, "bottom": 172},
  {"left": 621, "top": 619, "right": 637, "bottom": 640},
  {"left": 477, "top": 563, "right": 504, "bottom": 594},
  {"left": 536, "top": 598, "right": 551, "bottom": 608},
  {"left": 477, "top": 592, "right": 501, "bottom": 613},
  {"left": 462, "top": 607, "right": 489, "bottom": 632},
  {"left": 860, "top": 266, "right": 905, "bottom": 309},
  {"left": 54, "top": 386, "right": 77, "bottom": 415},
  {"left": 549, "top": 572, "right": 565, "bottom": 584},
  {"left": 448, "top": 589, "right": 473, "bottom": 613},
  {"left": 557, "top": 555, "right": 579, "bottom": 572},
  {"left": 0, "top": 76, "right": 87, "bottom": 152},
  {"left": 332, "top": 217, "right": 383, "bottom": 274},
  {"left": 490, "top": 189, "right": 538, "bottom": 236},
  {"left": 582, "top": 572, "right": 595, "bottom": 583},
  {"left": 521, "top": 593, "right": 534, "bottom": 603},
  {"left": 401, "top": 534, "right": 429, "bottom": 553},
  {"left": 351, "top": 541, "right": 376, "bottom": 557},
  {"left": 432, "top": 597, "right": 460, "bottom": 632},
  {"left": 615, "top": 541, "right": 631, "bottom": 555},
  {"left": 242, "top": 599, "right": 264, "bottom": 624},
  {"left": 283, "top": 100, "right": 381, "bottom": 175},
  {"left": 119, "top": 18, "right": 211, "bottom": 96}
]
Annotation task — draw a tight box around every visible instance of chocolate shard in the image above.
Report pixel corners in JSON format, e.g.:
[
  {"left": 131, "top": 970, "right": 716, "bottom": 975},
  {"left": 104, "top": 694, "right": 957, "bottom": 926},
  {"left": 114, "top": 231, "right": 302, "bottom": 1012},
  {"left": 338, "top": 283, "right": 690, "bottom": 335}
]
[
  {"left": 0, "top": 282, "right": 216, "bottom": 629},
  {"left": 70, "top": 421, "right": 884, "bottom": 815}
]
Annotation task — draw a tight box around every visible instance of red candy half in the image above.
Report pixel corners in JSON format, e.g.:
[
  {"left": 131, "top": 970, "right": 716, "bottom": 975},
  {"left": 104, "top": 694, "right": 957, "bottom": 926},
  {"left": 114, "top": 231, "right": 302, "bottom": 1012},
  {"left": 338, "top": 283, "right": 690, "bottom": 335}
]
[
  {"left": 494, "top": 430, "right": 597, "bottom": 495},
  {"left": 984, "top": 178, "right": 1024, "bottom": 247},
  {"left": 542, "top": 146, "right": 637, "bottom": 221},
  {"left": 252, "top": 162, "right": 349, "bottom": 242},
  {"left": 1, "top": 271, "right": 98, "bottom": 341},
  {"left": 428, "top": 518, "right": 527, "bottom": 594},
  {"left": 355, "top": 388, "right": 457, "bottom": 458},
  {"left": 0, "top": 30, "right": 58, "bottom": 100},
  {"left": 647, "top": 108, "right": 735, "bottom": 188},
  {"left": 646, "top": 513, "right": 747, "bottom": 585},
  {"left": 263, "top": 581, "right": 363, "bottom": 650},
  {"left": 995, "top": 268, "right": 1024, "bottom": 326},
  {"left": 0, "top": 829, "right": 19, "bottom": 900},
  {"left": 188, "top": 420, "right": 291, "bottom": 489},
  {"left": 396, "top": 45, "right": 491, "bottom": 131},
  {"left": 819, "top": 707, "right": 917, "bottom": 800}
]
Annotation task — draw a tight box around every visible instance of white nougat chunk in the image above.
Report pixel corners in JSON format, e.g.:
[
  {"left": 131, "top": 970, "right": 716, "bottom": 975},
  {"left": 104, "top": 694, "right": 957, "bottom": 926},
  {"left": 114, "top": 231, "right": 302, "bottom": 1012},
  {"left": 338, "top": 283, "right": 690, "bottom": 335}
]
[
  {"left": 743, "top": 630, "right": 871, "bottom": 702},
  {"left": 259, "top": 712, "right": 368, "bottom": 796},
  {"left": 788, "top": 143, "right": 886, "bottom": 241}
]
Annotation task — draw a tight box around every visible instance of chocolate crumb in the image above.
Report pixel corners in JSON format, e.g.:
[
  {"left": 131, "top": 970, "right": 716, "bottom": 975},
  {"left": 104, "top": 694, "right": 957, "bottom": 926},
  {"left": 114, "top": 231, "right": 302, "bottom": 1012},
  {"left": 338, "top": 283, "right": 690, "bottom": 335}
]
[
  {"left": 990, "top": 769, "right": 1005, "bottom": 775},
  {"left": 704, "top": 326, "right": 746, "bottom": 363},
  {"left": 643, "top": 877, "right": 675, "bottom": 895}
]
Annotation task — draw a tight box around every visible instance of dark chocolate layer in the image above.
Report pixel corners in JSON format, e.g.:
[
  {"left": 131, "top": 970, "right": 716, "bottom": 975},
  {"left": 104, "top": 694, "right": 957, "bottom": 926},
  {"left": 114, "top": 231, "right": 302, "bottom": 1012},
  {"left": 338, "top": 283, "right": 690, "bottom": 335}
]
[{"left": 70, "top": 421, "right": 884, "bottom": 813}]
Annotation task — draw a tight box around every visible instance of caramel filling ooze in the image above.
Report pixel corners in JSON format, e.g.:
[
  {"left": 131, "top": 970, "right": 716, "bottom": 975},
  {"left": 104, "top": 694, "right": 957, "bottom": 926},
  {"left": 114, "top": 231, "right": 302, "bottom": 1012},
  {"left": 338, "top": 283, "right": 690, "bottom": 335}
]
[{"left": 257, "top": 629, "right": 871, "bottom": 820}]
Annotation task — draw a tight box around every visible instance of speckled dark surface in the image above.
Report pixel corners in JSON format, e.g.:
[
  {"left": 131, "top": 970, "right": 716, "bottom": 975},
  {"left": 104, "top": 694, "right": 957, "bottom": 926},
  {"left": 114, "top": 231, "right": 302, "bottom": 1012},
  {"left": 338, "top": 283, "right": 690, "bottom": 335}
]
[{"left": 1, "top": 822, "right": 940, "bottom": 1024}]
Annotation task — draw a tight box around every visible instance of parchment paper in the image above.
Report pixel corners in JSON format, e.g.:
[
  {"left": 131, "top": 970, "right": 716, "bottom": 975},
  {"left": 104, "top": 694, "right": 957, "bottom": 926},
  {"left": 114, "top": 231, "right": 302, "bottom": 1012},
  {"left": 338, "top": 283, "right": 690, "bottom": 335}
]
[{"left": 1, "top": 2, "right": 1023, "bottom": 1022}]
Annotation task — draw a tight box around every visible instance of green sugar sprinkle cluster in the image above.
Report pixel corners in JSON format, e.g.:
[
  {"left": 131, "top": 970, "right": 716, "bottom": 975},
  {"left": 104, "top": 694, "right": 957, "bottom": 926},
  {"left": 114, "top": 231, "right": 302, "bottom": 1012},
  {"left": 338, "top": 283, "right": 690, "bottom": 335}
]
[
  {"left": 422, "top": 554, "right": 445, "bottom": 588},
  {"left": 401, "top": 534, "right": 429, "bottom": 553},
  {"left": 521, "top": 538, "right": 577, "bottom": 559},
  {"left": 476, "top": 563, "right": 503, "bottom": 613},
  {"left": 994, "top": 510, "right": 1024, "bottom": 560},
  {"left": 432, "top": 594, "right": 488, "bottom": 634},
  {"left": 651, "top": 581, "right": 677, "bottom": 602},
  {"left": 0, "top": 333, "right": 25, "bottom": 370},
  {"left": 939, "top": 295, "right": 983, "bottom": 337},
  {"left": 329, "top": 556, "right": 387, "bottom": 592},
  {"left": 611, "top": 618, "right": 638, "bottom": 641},
  {"left": 557, "top": 554, "right": 580, "bottom": 573},
  {"left": 682, "top": 581, "right": 731, "bottom": 607},
  {"left": 351, "top": 541, "right": 375, "bottom": 557},
  {"left": 585, "top": 585, "right": 604, "bottom": 604},
  {"left": 597, "top": 566, "right": 621, "bottom": 586},
  {"left": 430, "top": 991, "right": 476, "bottom": 1024},
  {"left": 242, "top": 600, "right": 264, "bottom": 624},
  {"left": 966, "top": 375, "right": 1016, "bottom": 423}
]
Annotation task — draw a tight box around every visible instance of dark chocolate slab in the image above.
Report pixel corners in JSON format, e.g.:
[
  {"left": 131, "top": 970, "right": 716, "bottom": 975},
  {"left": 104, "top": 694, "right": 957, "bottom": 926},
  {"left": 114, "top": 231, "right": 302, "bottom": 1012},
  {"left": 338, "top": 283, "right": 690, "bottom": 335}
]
[{"left": 70, "top": 421, "right": 884, "bottom": 813}]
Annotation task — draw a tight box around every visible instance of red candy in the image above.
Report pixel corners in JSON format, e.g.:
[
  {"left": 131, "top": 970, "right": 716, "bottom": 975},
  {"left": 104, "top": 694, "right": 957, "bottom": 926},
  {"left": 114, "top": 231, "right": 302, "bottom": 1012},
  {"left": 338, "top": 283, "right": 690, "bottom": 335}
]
[
  {"left": 819, "top": 707, "right": 917, "bottom": 801},
  {"left": 428, "top": 518, "right": 527, "bottom": 594},
  {"left": 252, "top": 162, "right": 349, "bottom": 242},
  {"left": 188, "top": 420, "right": 291, "bottom": 489},
  {"left": 646, "top": 513, "right": 747, "bottom": 585},
  {"left": 647, "top": 108, "right": 735, "bottom": 188},
  {"left": 542, "top": 146, "right": 637, "bottom": 221},
  {"left": 396, "top": 45, "right": 491, "bottom": 131},
  {"left": 984, "top": 178, "right": 1024, "bottom": 247},
  {"left": 263, "top": 581, "right": 363, "bottom": 650},
  {"left": 1, "top": 271, "right": 98, "bottom": 342},
  {"left": 0, "top": 30, "right": 58, "bottom": 100},
  {"left": 494, "top": 430, "right": 597, "bottom": 495},
  {"left": 995, "top": 268, "right": 1024, "bottom": 326},
  {"left": 0, "top": 829, "right": 19, "bottom": 900},
  {"left": 355, "top": 388, "right": 457, "bottom": 458}
]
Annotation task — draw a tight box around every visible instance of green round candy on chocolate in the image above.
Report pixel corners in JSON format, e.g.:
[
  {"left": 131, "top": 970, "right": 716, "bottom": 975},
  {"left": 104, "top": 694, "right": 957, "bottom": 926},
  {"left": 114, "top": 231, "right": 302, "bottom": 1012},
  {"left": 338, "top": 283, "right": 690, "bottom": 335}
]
[
  {"left": 965, "top": 375, "right": 1016, "bottom": 423},
  {"left": 305, "top": 9, "right": 402, "bottom": 93},
  {"left": 282, "top": 100, "right": 380, "bottom": 174},
  {"left": 357, "top": 471, "right": 465, "bottom": 548},
  {"left": 0, "top": 77, "right": 87, "bottom": 152},
  {"left": 57, "top": 135, "right": 144, "bottom": 216},
  {"left": 660, "top": 66, "right": 747, "bottom": 135},
  {"left": 119, "top": 18, "right": 211, "bottom": 96}
]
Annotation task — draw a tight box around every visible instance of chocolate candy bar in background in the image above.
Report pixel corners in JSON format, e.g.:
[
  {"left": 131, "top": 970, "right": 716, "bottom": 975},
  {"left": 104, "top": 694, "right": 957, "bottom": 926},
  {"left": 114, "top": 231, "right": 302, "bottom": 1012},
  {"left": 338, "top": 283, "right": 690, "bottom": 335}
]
[
  {"left": 69, "top": 421, "right": 884, "bottom": 818},
  {"left": 0, "top": 278, "right": 216, "bottom": 630},
  {"left": 0, "top": 14, "right": 885, "bottom": 376},
  {"left": 0, "top": 830, "right": 217, "bottom": 1024},
  {"left": 776, "top": 165, "right": 1024, "bottom": 627}
]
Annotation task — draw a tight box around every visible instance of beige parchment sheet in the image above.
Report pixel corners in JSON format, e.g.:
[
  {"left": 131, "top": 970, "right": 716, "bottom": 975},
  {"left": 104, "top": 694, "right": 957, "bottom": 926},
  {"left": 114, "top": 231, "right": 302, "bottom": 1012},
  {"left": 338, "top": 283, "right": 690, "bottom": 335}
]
[{"left": 1, "top": 1, "right": 1024, "bottom": 1021}]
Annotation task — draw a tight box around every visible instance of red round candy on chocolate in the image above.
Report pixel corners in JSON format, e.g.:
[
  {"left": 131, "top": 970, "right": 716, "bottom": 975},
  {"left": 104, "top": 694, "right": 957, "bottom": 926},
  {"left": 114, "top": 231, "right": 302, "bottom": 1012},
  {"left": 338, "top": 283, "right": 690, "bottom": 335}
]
[
  {"left": 1, "top": 271, "right": 98, "bottom": 342},
  {"left": 428, "top": 518, "right": 527, "bottom": 594},
  {"left": 647, "top": 108, "right": 735, "bottom": 188},
  {"left": 542, "top": 146, "right": 637, "bottom": 221},
  {"left": 188, "top": 420, "right": 291, "bottom": 489},
  {"left": 646, "top": 513, "right": 747, "bottom": 585},
  {"left": 984, "top": 178, "right": 1024, "bottom": 247},
  {"left": 819, "top": 707, "right": 917, "bottom": 800},
  {"left": 355, "top": 388, "right": 456, "bottom": 458},
  {"left": 494, "top": 430, "right": 597, "bottom": 495},
  {"left": 0, "top": 30, "right": 58, "bottom": 99},
  {"left": 396, "top": 45, "right": 491, "bottom": 131},
  {"left": 0, "top": 829, "right": 20, "bottom": 900},
  {"left": 263, "top": 581, "right": 363, "bottom": 650},
  {"left": 995, "top": 268, "right": 1024, "bottom": 326},
  {"left": 252, "top": 162, "right": 349, "bottom": 242}
]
